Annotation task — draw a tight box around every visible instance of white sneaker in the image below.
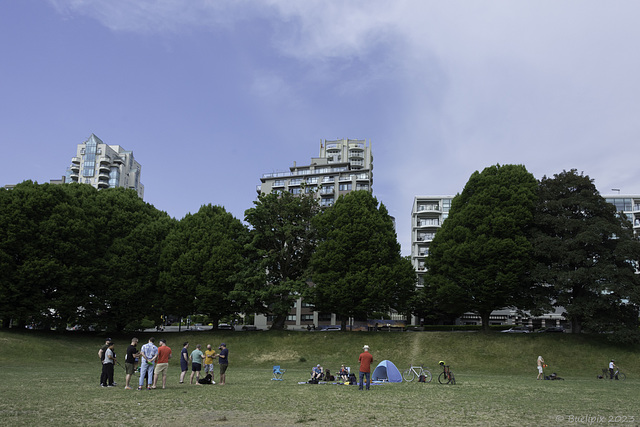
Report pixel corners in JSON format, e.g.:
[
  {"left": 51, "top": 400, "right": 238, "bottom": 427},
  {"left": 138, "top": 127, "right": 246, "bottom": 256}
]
[{"left": 212, "top": 381, "right": 216, "bottom": 384}]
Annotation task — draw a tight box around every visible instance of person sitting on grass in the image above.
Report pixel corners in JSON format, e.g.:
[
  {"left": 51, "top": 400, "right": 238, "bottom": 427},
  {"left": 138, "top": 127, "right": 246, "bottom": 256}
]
[
  {"left": 339, "top": 365, "right": 349, "bottom": 382},
  {"left": 311, "top": 364, "right": 323, "bottom": 381}
]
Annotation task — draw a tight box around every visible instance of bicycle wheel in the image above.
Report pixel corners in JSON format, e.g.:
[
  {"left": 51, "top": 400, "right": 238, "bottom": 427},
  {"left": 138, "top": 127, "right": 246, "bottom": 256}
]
[
  {"left": 403, "top": 369, "right": 415, "bottom": 382},
  {"left": 438, "top": 372, "right": 447, "bottom": 384},
  {"left": 420, "top": 368, "right": 432, "bottom": 383},
  {"left": 618, "top": 372, "right": 626, "bottom": 381}
]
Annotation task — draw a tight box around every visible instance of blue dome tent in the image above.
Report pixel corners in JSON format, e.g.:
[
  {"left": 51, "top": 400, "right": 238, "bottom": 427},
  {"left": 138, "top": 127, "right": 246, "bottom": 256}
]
[{"left": 372, "top": 360, "right": 402, "bottom": 382}]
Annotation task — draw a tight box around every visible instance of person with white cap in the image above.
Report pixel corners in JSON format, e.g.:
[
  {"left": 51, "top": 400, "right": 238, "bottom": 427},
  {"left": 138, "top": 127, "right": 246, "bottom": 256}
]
[{"left": 358, "top": 345, "right": 373, "bottom": 390}]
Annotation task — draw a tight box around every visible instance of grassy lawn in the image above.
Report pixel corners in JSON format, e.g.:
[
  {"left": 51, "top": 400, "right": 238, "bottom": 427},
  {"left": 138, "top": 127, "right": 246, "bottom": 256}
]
[{"left": 0, "top": 330, "right": 638, "bottom": 426}]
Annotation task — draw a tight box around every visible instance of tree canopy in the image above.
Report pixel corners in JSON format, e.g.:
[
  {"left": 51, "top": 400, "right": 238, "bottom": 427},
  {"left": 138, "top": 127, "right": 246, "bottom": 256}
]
[
  {"left": 424, "top": 164, "right": 539, "bottom": 331},
  {"left": 530, "top": 169, "right": 640, "bottom": 336},
  {"left": 308, "top": 191, "right": 416, "bottom": 329},
  {"left": 244, "top": 191, "right": 319, "bottom": 330}
]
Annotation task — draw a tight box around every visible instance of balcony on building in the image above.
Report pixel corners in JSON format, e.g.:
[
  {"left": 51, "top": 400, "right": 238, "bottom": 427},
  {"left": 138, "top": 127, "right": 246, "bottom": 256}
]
[{"left": 97, "top": 180, "right": 109, "bottom": 189}]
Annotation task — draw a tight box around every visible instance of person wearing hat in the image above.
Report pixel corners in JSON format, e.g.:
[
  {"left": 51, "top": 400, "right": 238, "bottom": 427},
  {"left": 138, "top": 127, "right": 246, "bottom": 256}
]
[
  {"left": 358, "top": 345, "right": 373, "bottom": 390},
  {"left": 609, "top": 359, "right": 617, "bottom": 380},
  {"left": 217, "top": 343, "right": 229, "bottom": 385},
  {"left": 311, "top": 364, "right": 323, "bottom": 381}
]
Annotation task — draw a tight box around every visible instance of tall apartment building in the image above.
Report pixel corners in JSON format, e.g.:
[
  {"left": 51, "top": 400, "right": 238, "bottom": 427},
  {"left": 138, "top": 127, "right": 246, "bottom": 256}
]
[
  {"left": 257, "top": 138, "right": 373, "bottom": 206},
  {"left": 410, "top": 193, "right": 640, "bottom": 328},
  {"left": 254, "top": 138, "right": 373, "bottom": 330},
  {"left": 410, "top": 195, "right": 454, "bottom": 287},
  {"left": 66, "top": 134, "right": 144, "bottom": 198}
]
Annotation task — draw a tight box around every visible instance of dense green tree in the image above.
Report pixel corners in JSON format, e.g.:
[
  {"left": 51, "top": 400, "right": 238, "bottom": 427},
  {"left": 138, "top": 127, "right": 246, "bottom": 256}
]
[
  {"left": 94, "top": 188, "right": 174, "bottom": 332},
  {"left": 159, "top": 204, "right": 249, "bottom": 329},
  {"left": 244, "top": 191, "right": 319, "bottom": 330},
  {"left": 530, "top": 170, "right": 640, "bottom": 336},
  {"left": 424, "top": 164, "right": 538, "bottom": 331},
  {"left": 0, "top": 182, "right": 94, "bottom": 329},
  {"left": 0, "top": 182, "right": 171, "bottom": 331},
  {"left": 308, "top": 191, "right": 416, "bottom": 329}
]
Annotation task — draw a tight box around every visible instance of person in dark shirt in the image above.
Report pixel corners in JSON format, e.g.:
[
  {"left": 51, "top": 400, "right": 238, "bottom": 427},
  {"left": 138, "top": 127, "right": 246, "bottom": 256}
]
[
  {"left": 124, "top": 337, "right": 140, "bottom": 389},
  {"left": 218, "top": 343, "right": 229, "bottom": 385}
]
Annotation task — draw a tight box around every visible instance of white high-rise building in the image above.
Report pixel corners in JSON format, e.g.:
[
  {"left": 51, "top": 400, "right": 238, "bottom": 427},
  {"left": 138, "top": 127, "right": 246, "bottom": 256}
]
[
  {"left": 66, "top": 134, "right": 144, "bottom": 198},
  {"left": 257, "top": 138, "right": 373, "bottom": 205}
]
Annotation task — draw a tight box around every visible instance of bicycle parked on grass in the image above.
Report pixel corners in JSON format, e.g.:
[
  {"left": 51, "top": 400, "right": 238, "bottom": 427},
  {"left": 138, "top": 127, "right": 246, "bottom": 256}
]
[
  {"left": 438, "top": 361, "right": 456, "bottom": 385},
  {"left": 403, "top": 364, "right": 432, "bottom": 382},
  {"left": 599, "top": 368, "right": 626, "bottom": 380}
]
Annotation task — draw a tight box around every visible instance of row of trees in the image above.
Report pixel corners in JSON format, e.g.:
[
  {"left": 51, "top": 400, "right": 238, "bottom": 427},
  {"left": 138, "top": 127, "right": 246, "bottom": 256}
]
[
  {"left": 424, "top": 166, "right": 640, "bottom": 340},
  {"left": 2, "top": 166, "right": 639, "bottom": 338},
  {"left": 0, "top": 181, "right": 413, "bottom": 331}
]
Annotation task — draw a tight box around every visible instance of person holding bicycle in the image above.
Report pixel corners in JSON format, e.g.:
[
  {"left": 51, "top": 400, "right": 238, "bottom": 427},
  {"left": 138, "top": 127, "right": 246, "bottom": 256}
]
[{"left": 609, "top": 359, "right": 617, "bottom": 380}]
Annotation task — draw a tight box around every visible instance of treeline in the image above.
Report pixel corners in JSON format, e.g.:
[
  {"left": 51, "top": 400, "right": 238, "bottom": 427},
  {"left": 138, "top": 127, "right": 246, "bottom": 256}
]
[
  {"left": 2, "top": 166, "right": 639, "bottom": 340},
  {"left": 0, "top": 182, "right": 413, "bottom": 332},
  {"left": 423, "top": 166, "right": 640, "bottom": 342}
]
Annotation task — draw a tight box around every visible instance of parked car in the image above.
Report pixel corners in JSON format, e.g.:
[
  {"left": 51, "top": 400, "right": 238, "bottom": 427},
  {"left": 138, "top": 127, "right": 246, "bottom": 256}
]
[
  {"left": 218, "top": 323, "right": 234, "bottom": 330},
  {"left": 319, "top": 325, "right": 342, "bottom": 331},
  {"left": 501, "top": 326, "right": 531, "bottom": 333},
  {"left": 537, "top": 326, "right": 565, "bottom": 333}
]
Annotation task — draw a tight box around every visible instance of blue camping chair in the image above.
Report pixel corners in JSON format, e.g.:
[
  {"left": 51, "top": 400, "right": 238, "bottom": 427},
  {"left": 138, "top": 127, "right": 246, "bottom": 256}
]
[{"left": 272, "top": 365, "right": 286, "bottom": 381}]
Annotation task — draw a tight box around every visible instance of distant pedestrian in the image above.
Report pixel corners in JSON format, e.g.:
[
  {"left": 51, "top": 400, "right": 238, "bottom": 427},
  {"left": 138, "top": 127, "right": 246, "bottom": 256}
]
[
  {"left": 138, "top": 337, "right": 158, "bottom": 390},
  {"left": 204, "top": 344, "right": 217, "bottom": 384},
  {"left": 190, "top": 344, "right": 204, "bottom": 384},
  {"left": 102, "top": 342, "right": 116, "bottom": 387},
  {"left": 218, "top": 343, "right": 229, "bottom": 385},
  {"left": 179, "top": 342, "right": 189, "bottom": 384},
  {"left": 152, "top": 339, "right": 172, "bottom": 389},
  {"left": 609, "top": 359, "right": 617, "bottom": 380},
  {"left": 124, "top": 337, "right": 140, "bottom": 389},
  {"left": 358, "top": 345, "right": 373, "bottom": 391},
  {"left": 537, "top": 356, "right": 545, "bottom": 380},
  {"left": 98, "top": 338, "right": 112, "bottom": 387}
]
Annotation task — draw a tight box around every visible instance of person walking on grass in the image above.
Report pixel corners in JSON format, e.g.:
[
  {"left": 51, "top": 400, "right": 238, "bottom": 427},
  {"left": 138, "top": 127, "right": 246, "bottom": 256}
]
[
  {"left": 537, "top": 356, "right": 545, "bottom": 380},
  {"left": 152, "top": 339, "right": 172, "bottom": 389},
  {"left": 124, "top": 337, "right": 140, "bottom": 389},
  {"left": 179, "top": 342, "right": 189, "bottom": 384},
  {"left": 358, "top": 345, "right": 373, "bottom": 391},
  {"left": 138, "top": 337, "right": 158, "bottom": 390},
  {"left": 190, "top": 344, "right": 204, "bottom": 384},
  {"left": 218, "top": 343, "right": 229, "bottom": 385}
]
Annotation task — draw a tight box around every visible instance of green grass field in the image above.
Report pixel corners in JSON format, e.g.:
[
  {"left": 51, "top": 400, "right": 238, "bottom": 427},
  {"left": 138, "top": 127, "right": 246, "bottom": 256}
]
[{"left": 0, "top": 329, "right": 638, "bottom": 426}]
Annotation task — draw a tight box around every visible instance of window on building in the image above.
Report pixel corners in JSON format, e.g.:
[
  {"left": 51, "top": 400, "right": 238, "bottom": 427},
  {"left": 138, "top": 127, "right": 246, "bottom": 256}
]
[
  {"left": 339, "top": 183, "right": 352, "bottom": 191},
  {"left": 301, "top": 314, "right": 314, "bottom": 322},
  {"left": 318, "top": 313, "right": 332, "bottom": 321}
]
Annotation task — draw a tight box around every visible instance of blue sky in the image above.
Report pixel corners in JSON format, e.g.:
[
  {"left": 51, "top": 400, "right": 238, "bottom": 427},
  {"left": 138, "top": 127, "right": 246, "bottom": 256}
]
[{"left": 2, "top": 1, "right": 640, "bottom": 255}]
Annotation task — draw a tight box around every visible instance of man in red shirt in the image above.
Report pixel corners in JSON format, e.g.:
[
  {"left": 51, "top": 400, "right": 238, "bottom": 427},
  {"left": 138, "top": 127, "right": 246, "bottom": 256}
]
[
  {"left": 152, "top": 339, "right": 172, "bottom": 389},
  {"left": 358, "top": 345, "right": 374, "bottom": 390}
]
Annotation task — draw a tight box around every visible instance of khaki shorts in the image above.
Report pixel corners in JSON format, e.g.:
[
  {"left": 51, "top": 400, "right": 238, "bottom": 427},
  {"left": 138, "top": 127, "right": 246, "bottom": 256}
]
[
  {"left": 125, "top": 363, "right": 136, "bottom": 376},
  {"left": 155, "top": 363, "right": 169, "bottom": 374}
]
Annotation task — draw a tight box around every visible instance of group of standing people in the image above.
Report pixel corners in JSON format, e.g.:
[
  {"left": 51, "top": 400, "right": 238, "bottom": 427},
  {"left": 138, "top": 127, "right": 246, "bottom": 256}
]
[
  {"left": 179, "top": 342, "right": 228, "bottom": 385},
  {"left": 98, "top": 337, "right": 229, "bottom": 389}
]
